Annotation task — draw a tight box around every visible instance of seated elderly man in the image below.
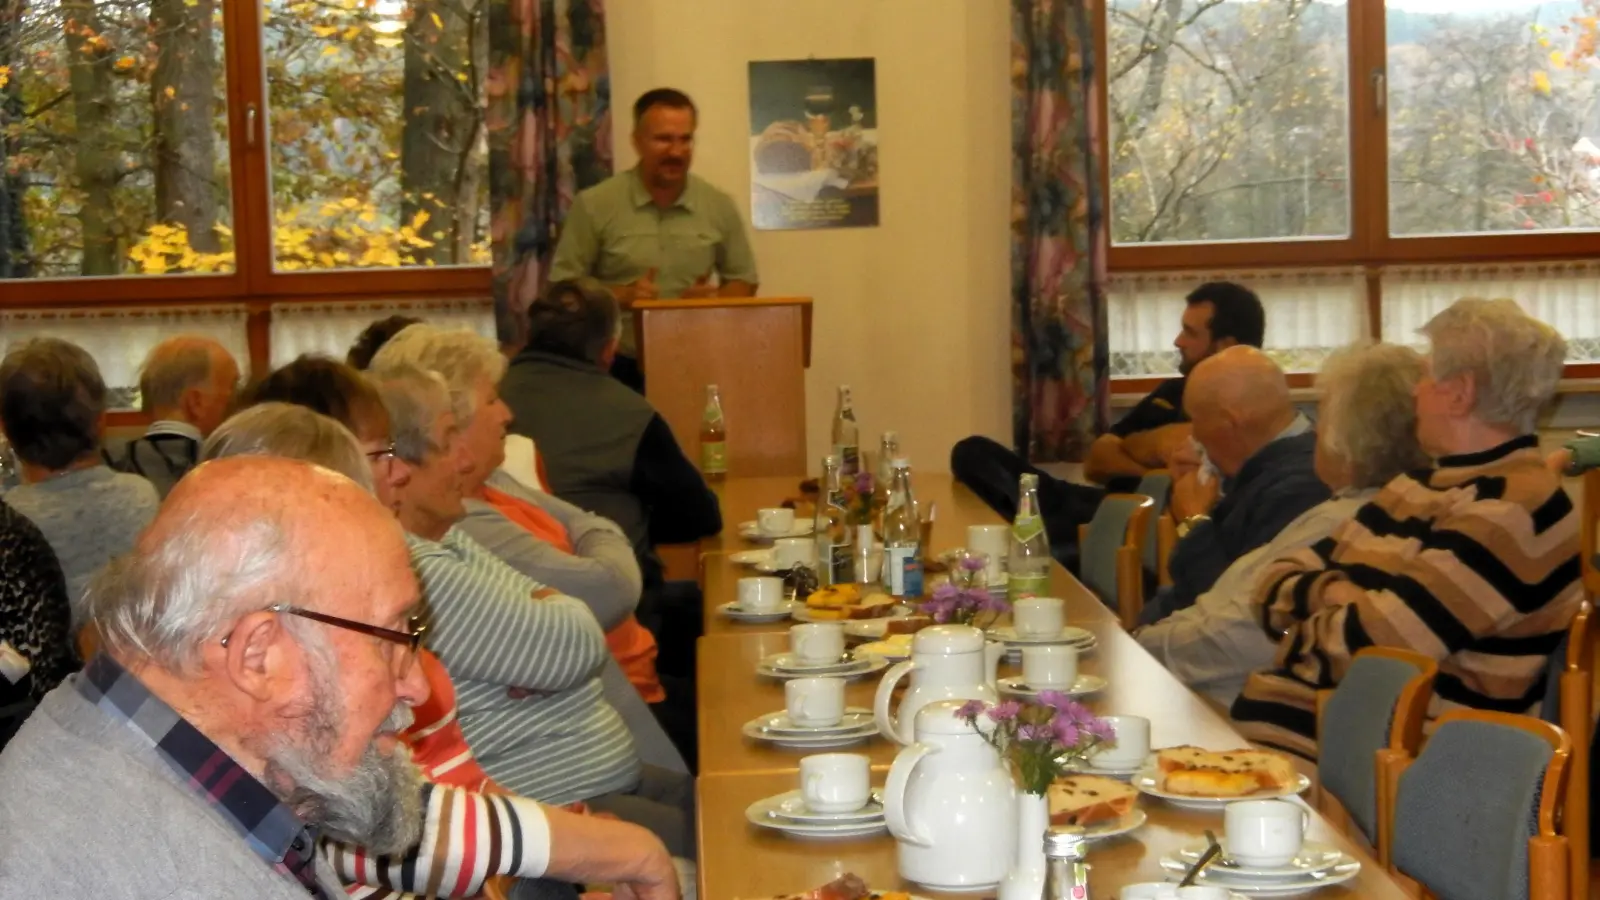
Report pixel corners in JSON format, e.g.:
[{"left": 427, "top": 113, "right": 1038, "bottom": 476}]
[
  {"left": 1232, "top": 298, "right": 1583, "bottom": 759},
  {"left": 104, "top": 335, "right": 240, "bottom": 497},
  {"left": 1137, "top": 343, "right": 1430, "bottom": 708},
  {"left": 0, "top": 338, "right": 159, "bottom": 627},
  {"left": 1138, "top": 346, "right": 1329, "bottom": 625},
  {"left": 365, "top": 363, "right": 696, "bottom": 857}
]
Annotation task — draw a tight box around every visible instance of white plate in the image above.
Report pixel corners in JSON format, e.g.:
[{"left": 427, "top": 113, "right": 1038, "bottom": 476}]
[
  {"left": 739, "top": 719, "right": 880, "bottom": 750},
  {"left": 738, "top": 520, "right": 816, "bottom": 542},
  {"left": 717, "top": 601, "right": 799, "bottom": 623},
  {"left": 1159, "top": 856, "right": 1362, "bottom": 896},
  {"left": 1001, "top": 635, "right": 1098, "bottom": 660},
  {"left": 996, "top": 674, "right": 1108, "bottom": 699},
  {"left": 755, "top": 654, "right": 889, "bottom": 682},
  {"left": 1082, "top": 807, "right": 1148, "bottom": 841},
  {"left": 1175, "top": 841, "right": 1348, "bottom": 880},
  {"left": 987, "top": 624, "right": 1097, "bottom": 646},
  {"left": 729, "top": 548, "right": 775, "bottom": 567},
  {"left": 1132, "top": 764, "right": 1313, "bottom": 810},
  {"left": 753, "top": 789, "right": 886, "bottom": 825},
  {"left": 745, "top": 707, "right": 876, "bottom": 736},
  {"left": 759, "top": 651, "right": 866, "bottom": 674},
  {"left": 1062, "top": 754, "right": 1151, "bottom": 779},
  {"left": 743, "top": 797, "right": 888, "bottom": 840},
  {"left": 792, "top": 604, "right": 913, "bottom": 625}
]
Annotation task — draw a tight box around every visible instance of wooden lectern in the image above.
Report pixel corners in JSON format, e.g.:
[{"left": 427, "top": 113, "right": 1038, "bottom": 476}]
[{"left": 635, "top": 296, "right": 813, "bottom": 478}]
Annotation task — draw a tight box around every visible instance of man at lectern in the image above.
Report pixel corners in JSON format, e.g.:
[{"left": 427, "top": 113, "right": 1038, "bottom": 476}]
[{"left": 550, "top": 87, "right": 760, "bottom": 392}]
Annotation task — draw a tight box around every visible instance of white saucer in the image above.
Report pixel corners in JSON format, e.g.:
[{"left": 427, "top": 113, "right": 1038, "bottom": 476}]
[
  {"left": 996, "top": 674, "right": 1107, "bottom": 699},
  {"left": 752, "top": 789, "right": 886, "bottom": 825},
  {"left": 1001, "top": 635, "right": 1098, "bottom": 660},
  {"left": 758, "top": 651, "right": 864, "bottom": 674},
  {"left": 745, "top": 708, "right": 876, "bottom": 736},
  {"left": 1062, "top": 754, "right": 1151, "bottom": 779},
  {"left": 738, "top": 520, "right": 815, "bottom": 542},
  {"left": 740, "top": 718, "right": 880, "bottom": 750},
  {"left": 1174, "top": 841, "right": 1348, "bottom": 880},
  {"left": 1082, "top": 807, "right": 1148, "bottom": 840},
  {"left": 743, "top": 798, "right": 888, "bottom": 839},
  {"left": 1132, "top": 764, "right": 1313, "bottom": 810},
  {"left": 1159, "top": 852, "right": 1361, "bottom": 896},
  {"left": 717, "top": 601, "right": 799, "bottom": 623},
  {"left": 729, "top": 548, "right": 775, "bottom": 567},
  {"left": 755, "top": 654, "right": 889, "bottom": 681},
  {"left": 792, "top": 604, "right": 913, "bottom": 625},
  {"left": 987, "top": 624, "right": 1097, "bottom": 646}
]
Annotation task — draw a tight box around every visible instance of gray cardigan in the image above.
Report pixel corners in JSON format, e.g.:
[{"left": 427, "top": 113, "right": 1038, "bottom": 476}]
[{"left": 0, "top": 676, "right": 346, "bottom": 898}]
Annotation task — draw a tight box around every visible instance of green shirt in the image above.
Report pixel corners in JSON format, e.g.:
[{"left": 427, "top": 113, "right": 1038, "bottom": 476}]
[{"left": 549, "top": 168, "right": 759, "bottom": 354}]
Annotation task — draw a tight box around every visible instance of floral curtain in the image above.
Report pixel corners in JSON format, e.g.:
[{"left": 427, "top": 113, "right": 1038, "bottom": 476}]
[
  {"left": 1010, "top": 0, "right": 1107, "bottom": 462},
  {"left": 487, "top": 0, "right": 612, "bottom": 349}
]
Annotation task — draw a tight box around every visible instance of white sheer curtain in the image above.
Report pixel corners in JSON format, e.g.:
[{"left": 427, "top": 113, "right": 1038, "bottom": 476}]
[
  {"left": 0, "top": 305, "right": 250, "bottom": 409},
  {"left": 268, "top": 298, "right": 497, "bottom": 367},
  {"left": 1381, "top": 262, "right": 1600, "bottom": 362},
  {"left": 1106, "top": 267, "right": 1368, "bottom": 378}
]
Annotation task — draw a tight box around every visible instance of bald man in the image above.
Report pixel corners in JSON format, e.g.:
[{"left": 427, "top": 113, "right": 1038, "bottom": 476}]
[
  {"left": 0, "top": 457, "right": 430, "bottom": 897},
  {"left": 1139, "top": 347, "right": 1329, "bottom": 626},
  {"left": 107, "top": 336, "right": 240, "bottom": 497}
]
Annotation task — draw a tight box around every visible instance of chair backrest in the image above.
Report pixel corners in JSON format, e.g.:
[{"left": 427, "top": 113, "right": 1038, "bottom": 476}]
[
  {"left": 1581, "top": 469, "right": 1600, "bottom": 598},
  {"left": 1133, "top": 470, "right": 1172, "bottom": 575},
  {"left": 1318, "top": 648, "right": 1437, "bottom": 849},
  {"left": 1539, "top": 602, "right": 1593, "bottom": 900},
  {"left": 1077, "top": 494, "right": 1151, "bottom": 624},
  {"left": 1390, "top": 710, "right": 1571, "bottom": 900}
]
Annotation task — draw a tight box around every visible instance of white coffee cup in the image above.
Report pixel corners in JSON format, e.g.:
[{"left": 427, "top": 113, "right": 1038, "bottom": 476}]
[
  {"left": 1225, "top": 799, "right": 1309, "bottom": 868},
  {"left": 800, "top": 752, "right": 871, "bottom": 813},
  {"left": 757, "top": 507, "right": 796, "bottom": 536},
  {"left": 1022, "top": 644, "right": 1079, "bottom": 689},
  {"left": 785, "top": 677, "right": 846, "bottom": 727},
  {"left": 737, "top": 576, "right": 785, "bottom": 612},
  {"left": 790, "top": 622, "right": 846, "bottom": 664},
  {"left": 772, "top": 536, "right": 817, "bottom": 569},
  {"left": 1089, "top": 714, "right": 1151, "bottom": 769},
  {"left": 967, "top": 524, "right": 1009, "bottom": 580},
  {"left": 1013, "top": 596, "right": 1066, "bottom": 638}
]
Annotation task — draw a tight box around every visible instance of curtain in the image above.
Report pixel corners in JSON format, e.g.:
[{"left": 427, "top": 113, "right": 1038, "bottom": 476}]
[
  {"left": 1107, "top": 267, "right": 1369, "bottom": 377},
  {"left": 487, "top": 0, "right": 611, "bottom": 349},
  {"left": 269, "top": 299, "right": 497, "bottom": 368},
  {"left": 1382, "top": 261, "right": 1600, "bottom": 363},
  {"left": 1011, "top": 0, "right": 1107, "bottom": 463}
]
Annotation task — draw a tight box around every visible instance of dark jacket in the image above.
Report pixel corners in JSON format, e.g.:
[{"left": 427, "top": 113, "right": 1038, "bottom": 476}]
[
  {"left": 499, "top": 350, "right": 722, "bottom": 586},
  {"left": 1159, "top": 430, "right": 1329, "bottom": 618}
]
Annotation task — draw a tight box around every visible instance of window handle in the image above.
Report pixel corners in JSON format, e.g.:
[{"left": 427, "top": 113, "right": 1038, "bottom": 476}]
[
  {"left": 1371, "top": 69, "right": 1386, "bottom": 114},
  {"left": 246, "top": 103, "right": 258, "bottom": 148}
]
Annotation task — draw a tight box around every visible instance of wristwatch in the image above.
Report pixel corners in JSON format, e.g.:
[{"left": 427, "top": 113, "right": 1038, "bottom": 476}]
[{"left": 1176, "top": 514, "right": 1211, "bottom": 539}]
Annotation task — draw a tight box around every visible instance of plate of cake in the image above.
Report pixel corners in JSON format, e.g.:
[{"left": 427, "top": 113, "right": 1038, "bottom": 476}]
[
  {"left": 1047, "top": 773, "right": 1148, "bottom": 840},
  {"left": 1133, "top": 746, "right": 1309, "bottom": 810}
]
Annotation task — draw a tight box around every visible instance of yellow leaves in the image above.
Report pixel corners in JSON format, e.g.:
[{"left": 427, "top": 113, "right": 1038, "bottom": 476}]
[
  {"left": 1551, "top": 51, "right": 1568, "bottom": 69},
  {"left": 409, "top": 209, "right": 430, "bottom": 230},
  {"left": 128, "top": 222, "right": 234, "bottom": 275},
  {"left": 321, "top": 45, "right": 342, "bottom": 57},
  {"left": 113, "top": 55, "right": 137, "bottom": 73},
  {"left": 270, "top": 201, "right": 462, "bottom": 271},
  {"left": 163, "top": 85, "right": 176, "bottom": 99},
  {"left": 0, "top": 66, "right": 9, "bottom": 89},
  {"left": 312, "top": 24, "right": 340, "bottom": 37},
  {"left": 1532, "top": 70, "right": 1553, "bottom": 96},
  {"left": 429, "top": 11, "right": 443, "bottom": 29}
]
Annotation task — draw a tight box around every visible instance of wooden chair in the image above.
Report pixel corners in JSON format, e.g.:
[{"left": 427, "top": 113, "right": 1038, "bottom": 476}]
[
  {"left": 1132, "top": 469, "right": 1172, "bottom": 580},
  {"left": 1387, "top": 709, "right": 1572, "bottom": 900},
  {"left": 1581, "top": 469, "right": 1600, "bottom": 599},
  {"left": 481, "top": 875, "right": 514, "bottom": 900},
  {"left": 1541, "top": 602, "right": 1594, "bottom": 900},
  {"left": 1314, "top": 646, "right": 1438, "bottom": 868},
  {"left": 1076, "top": 494, "right": 1153, "bottom": 630},
  {"left": 1155, "top": 511, "right": 1177, "bottom": 587}
]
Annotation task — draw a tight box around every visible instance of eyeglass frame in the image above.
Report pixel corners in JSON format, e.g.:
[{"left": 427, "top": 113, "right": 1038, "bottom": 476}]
[
  {"left": 221, "top": 604, "right": 427, "bottom": 672},
  {"left": 365, "top": 441, "right": 398, "bottom": 462}
]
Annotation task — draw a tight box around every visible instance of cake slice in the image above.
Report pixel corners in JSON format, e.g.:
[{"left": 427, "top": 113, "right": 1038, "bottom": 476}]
[
  {"left": 1155, "top": 746, "right": 1299, "bottom": 797},
  {"left": 1047, "top": 774, "right": 1138, "bottom": 827},
  {"left": 1154, "top": 745, "right": 1214, "bottom": 774}
]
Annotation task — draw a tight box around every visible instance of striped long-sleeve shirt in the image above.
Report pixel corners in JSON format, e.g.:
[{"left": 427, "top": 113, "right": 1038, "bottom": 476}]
[
  {"left": 408, "top": 529, "right": 641, "bottom": 804},
  {"left": 1230, "top": 435, "right": 1583, "bottom": 759}
]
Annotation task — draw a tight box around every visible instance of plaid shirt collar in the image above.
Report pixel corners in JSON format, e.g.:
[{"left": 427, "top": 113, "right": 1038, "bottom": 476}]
[{"left": 76, "top": 654, "right": 329, "bottom": 898}]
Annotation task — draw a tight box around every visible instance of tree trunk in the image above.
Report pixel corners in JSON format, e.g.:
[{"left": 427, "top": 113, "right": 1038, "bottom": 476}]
[
  {"left": 61, "top": 0, "right": 118, "bottom": 275},
  {"left": 1128, "top": 0, "right": 1184, "bottom": 140},
  {"left": 0, "top": 0, "right": 30, "bottom": 278},
  {"left": 400, "top": 0, "right": 477, "bottom": 266},
  {"left": 150, "top": 0, "right": 220, "bottom": 253}
]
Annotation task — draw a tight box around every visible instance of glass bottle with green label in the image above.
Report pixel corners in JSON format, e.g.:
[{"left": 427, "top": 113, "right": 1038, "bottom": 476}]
[
  {"left": 831, "top": 385, "right": 861, "bottom": 477},
  {"left": 699, "top": 384, "right": 727, "bottom": 480},
  {"left": 881, "top": 459, "right": 924, "bottom": 598},
  {"left": 1007, "top": 472, "right": 1051, "bottom": 602},
  {"left": 815, "top": 455, "right": 854, "bottom": 586}
]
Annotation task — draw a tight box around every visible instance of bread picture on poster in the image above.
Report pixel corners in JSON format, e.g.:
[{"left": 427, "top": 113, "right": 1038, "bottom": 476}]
[{"left": 748, "top": 57, "right": 879, "bottom": 231}]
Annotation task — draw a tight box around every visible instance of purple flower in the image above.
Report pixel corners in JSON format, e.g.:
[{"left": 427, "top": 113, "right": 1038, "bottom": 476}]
[
  {"left": 1017, "top": 723, "right": 1051, "bottom": 742},
  {"left": 1087, "top": 718, "right": 1116, "bottom": 743},
  {"left": 959, "top": 554, "right": 986, "bottom": 572},
  {"left": 956, "top": 699, "right": 987, "bottom": 720},
  {"left": 917, "top": 596, "right": 956, "bottom": 623},
  {"left": 854, "top": 472, "right": 875, "bottom": 495},
  {"left": 1051, "top": 717, "right": 1082, "bottom": 748},
  {"left": 988, "top": 700, "right": 1023, "bottom": 723}
]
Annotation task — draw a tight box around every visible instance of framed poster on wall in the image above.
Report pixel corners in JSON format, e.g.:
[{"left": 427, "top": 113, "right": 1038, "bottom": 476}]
[{"left": 748, "top": 57, "right": 879, "bottom": 231}]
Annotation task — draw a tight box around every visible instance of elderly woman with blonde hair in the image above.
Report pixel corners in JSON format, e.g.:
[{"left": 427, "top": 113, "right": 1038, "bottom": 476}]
[
  {"left": 1232, "top": 298, "right": 1583, "bottom": 759},
  {"left": 1137, "top": 340, "right": 1431, "bottom": 710}
]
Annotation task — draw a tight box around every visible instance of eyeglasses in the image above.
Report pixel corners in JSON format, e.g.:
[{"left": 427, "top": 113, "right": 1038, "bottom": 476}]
[
  {"left": 222, "top": 604, "right": 427, "bottom": 677},
  {"left": 365, "top": 441, "right": 398, "bottom": 462}
]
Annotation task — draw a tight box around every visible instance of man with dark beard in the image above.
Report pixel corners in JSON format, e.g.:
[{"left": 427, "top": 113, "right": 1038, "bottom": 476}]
[{"left": 0, "top": 457, "right": 433, "bottom": 896}]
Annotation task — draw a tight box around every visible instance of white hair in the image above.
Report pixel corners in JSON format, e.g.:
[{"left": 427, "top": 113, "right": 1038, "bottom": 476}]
[
  {"left": 1316, "top": 342, "right": 1431, "bottom": 489},
  {"left": 1420, "top": 297, "right": 1567, "bottom": 433},
  {"left": 369, "top": 364, "right": 455, "bottom": 465},
  {"left": 201, "top": 403, "right": 374, "bottom": 492},
  {"left": 369, "top": 324, "right": 505, "bottom": 426}
]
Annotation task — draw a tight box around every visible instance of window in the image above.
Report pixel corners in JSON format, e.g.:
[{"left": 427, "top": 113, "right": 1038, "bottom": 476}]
[
  {"left": 1107, "top": 0, "right": 1351, "bottom": 244},
  {"left": 268, "top": 297, "right": 494, "bottom": 366}
]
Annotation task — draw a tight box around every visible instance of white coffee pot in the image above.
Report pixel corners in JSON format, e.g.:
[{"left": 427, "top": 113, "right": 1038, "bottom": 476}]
[
  {"left": 882, "top": 698, "right": 1018, "bottom": 891},
  {"left": 874, "top": 624, "right": 1001, "bottom": 745}
]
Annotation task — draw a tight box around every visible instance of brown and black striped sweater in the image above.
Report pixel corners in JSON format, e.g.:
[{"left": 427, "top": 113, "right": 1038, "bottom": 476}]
[{"left": 1230, "top": 435, "right": 1582, "bottom": 759}]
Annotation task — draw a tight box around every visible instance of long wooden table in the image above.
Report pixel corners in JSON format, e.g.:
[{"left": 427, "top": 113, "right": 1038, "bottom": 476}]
[{"left": 694, "top": 474, "right": 1407, "bottom": 900}]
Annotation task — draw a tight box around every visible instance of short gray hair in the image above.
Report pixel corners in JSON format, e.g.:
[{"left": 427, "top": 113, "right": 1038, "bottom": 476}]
[
  {"left": 369, "top": 324, "right": 505, "bottom": 426},
  {"left": 139, "top": 336, "right": 225, "bottom": 413},
  {"left": 1316, "top": 343, "right": 1431, "bottom": 489},
  {"left": 1421, "top": 298, "right": 1566, "bottom": 433},
  {"left": 86, "top": 511, "right": 290, "bottom": 675},
  {"left": 370, "top": 364, "right": 454, "bottom": 465},
  {"left": 201, "top": 403, "right": 374, "bottom": 492}
]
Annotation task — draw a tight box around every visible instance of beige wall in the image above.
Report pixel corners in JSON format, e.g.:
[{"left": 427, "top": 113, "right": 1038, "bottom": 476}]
[{"left": 607, "top": 0, "right": 1013, "bottom": 475}]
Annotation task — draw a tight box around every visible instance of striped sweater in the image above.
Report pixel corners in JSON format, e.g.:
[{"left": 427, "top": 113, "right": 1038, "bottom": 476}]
[
  {"left": 408, "top": 528, "right": 642, "bottom": 804},
  {"left": 1230, "top": 435, "right": 1582, "bottom": 759}
]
